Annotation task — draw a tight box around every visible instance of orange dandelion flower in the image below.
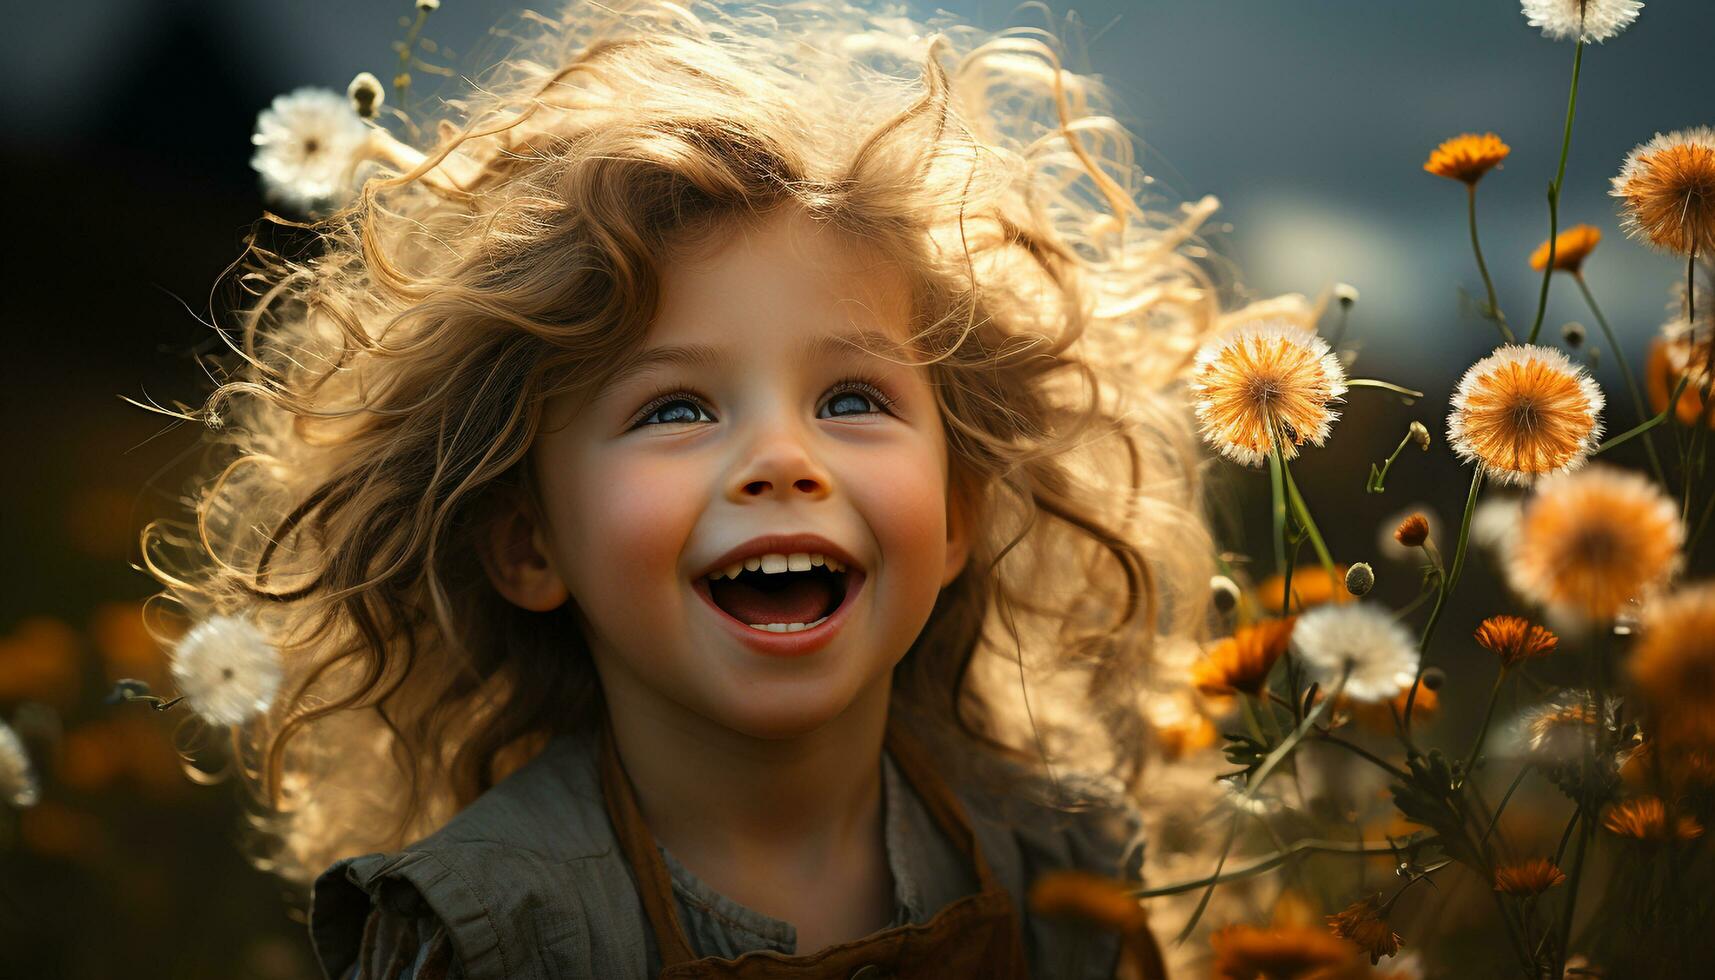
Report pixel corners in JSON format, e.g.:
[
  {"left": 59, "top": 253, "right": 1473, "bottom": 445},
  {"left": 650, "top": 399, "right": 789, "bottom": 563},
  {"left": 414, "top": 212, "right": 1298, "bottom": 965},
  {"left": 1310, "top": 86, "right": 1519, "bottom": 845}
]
[
  {"left": 1211, "top": 923, "right": 1364, "bottom": 980},
  {"left": 1611, "top": 127, "right": 1715, "bottom": 256},
  {"left": 1602, "top": 796, "right": 1705, "bottom": 841},
  {"left": 1506, "top": 466, "right": 1683, "bottom": 621},
  {"left": 1494, "top": 858, "right": 1567, "bottom": 896},
  {"left": 1447, "top": 344, "right": 1604, "bottom": 487},
  {"left": 1394, "top": 513, "right": 1430, "bottom": 548},
  {"left": 1154, "top": 712, "right": 1219, "bottom": 760},
  {"left": 1189, "top": 322, "right": 1348, "bottom": 467},
  {"left": 1474, "top": 615, "right": 1558, "bottom": 667},
  {"left": 1326, "top": 894, "right": 1402, "bottom": 966},
  {"left": 1629, "top": 582, "right": 1715, "bottom": 749},
  {"left": 1645, "top": 330, "right": 1715, "bottom": 429},
  {"left": 1029, "top": 870, "right": 1148, "bottom": 933},
  {"left": 1193, "top": 618, "right": 1297, "bottom": 697},
  {"left": 1530, "top": 224, "right": 1602, "bottom": 274},
  {"left": 1425, "top": 133, "right": 1510, "bottom": 184},
  {"left": 1258, "top": 565, "right": 1354, "bottom": 615}
]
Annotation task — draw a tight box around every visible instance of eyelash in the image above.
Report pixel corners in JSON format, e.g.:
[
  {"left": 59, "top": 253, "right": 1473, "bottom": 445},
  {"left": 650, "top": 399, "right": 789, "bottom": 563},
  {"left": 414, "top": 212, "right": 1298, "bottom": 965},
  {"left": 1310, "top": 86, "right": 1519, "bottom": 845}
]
[{"left": 627, "top": 374, "right": 900, "bottom": 429}]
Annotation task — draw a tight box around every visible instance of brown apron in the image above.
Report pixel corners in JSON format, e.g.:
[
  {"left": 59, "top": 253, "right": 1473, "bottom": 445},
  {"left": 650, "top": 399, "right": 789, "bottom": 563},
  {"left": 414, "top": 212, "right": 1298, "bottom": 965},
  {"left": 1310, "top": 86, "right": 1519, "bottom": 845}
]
[{"left": 597, "top": 710, "right": 1033, "bottom": 980}]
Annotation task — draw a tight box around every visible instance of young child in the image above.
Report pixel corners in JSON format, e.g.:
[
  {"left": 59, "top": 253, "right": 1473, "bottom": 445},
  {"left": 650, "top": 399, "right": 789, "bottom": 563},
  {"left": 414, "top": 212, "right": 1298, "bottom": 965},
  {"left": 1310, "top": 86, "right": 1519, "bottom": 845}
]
[{"left": 149, "top": 1, "right": 1219, "bottom": 976}]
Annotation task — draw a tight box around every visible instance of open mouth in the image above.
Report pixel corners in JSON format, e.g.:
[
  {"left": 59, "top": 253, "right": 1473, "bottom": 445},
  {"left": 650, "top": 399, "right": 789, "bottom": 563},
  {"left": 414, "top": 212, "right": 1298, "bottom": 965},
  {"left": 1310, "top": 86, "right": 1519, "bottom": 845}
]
[{"left": 701, "top": 562, "right": 855, "bottom": 632}]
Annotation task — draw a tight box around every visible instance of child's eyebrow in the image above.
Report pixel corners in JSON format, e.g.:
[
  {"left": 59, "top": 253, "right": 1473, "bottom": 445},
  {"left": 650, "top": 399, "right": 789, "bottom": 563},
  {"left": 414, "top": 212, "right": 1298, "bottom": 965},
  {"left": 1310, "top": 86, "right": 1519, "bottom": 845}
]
[{"left": 601, "top": 328, "right": 907, "bottom": 393}]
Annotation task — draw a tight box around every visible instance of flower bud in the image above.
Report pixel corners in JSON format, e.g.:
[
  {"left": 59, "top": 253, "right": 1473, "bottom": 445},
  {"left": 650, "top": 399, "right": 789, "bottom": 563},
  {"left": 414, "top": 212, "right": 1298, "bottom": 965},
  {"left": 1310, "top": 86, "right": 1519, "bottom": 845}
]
[
  {"left": 417, "top": 0, "right": 441, "bottom": 11},
  {"left": 1408, "top": 421, "right": 1430, "bottom": 451},
  {"left": 1344, "top": 562, "right": 1375, "bottom": 597},
  {"left": 1561, "top": 321, "right": 1587, "bottom": 348},
  {"left": 347, "top": 71, "right": 384, "bottom": 119},
  {"left": 1422, "top": 667, "right": 1446, "bottom": 691},
  {"left": 1394, "top": 513, "right": 1430, "bottom": 548},
  {"left": 1333, "top": 283, "right": 1360, "bottom": 308}
]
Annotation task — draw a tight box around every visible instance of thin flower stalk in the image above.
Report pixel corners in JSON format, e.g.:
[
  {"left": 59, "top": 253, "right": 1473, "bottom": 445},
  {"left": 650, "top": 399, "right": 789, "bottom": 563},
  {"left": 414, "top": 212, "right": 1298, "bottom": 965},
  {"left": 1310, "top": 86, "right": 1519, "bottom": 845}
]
[
  {"left": 1404, "top": 467, "right": 1484, "bottom": 733},
  {"left": 1528, "top": 40, "right": 1587, "bottom": 344},
  {"left": 1461, "top": 667, "right": 1510, "bottom": 787},
  {"left": 1134, "top": 838, "right": 1426, "bottom": 899},
  {"left": 1575, "top": 271, "right": 1666, "bottom": 483},
  {"left": 1468, "top": 182, "right": 1515, "bottom": 342}
]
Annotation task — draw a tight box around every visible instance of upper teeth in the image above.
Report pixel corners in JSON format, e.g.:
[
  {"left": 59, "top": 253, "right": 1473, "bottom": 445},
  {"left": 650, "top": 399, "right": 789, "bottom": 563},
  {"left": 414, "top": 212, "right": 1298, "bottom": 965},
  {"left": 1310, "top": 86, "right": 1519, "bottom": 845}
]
[{"left": 706, "top": 552, "right": 847, "bottom": 580}]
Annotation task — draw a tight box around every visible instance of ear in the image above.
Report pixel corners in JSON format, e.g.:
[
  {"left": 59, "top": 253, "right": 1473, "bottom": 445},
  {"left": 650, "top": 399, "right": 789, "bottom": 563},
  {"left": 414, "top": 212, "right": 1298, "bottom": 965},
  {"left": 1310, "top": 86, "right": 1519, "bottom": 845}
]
[
  {"left": 941, "top": 477, "right": 972, "bottom": 588},
  {"left": 479, "top": 487, "right": 571, "bottom": 612}
]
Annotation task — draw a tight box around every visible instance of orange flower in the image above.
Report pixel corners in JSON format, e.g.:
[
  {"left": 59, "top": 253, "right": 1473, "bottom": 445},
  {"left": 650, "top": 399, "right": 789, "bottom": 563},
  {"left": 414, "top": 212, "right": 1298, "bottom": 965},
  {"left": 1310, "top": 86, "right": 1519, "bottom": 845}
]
[
  {"left": 1325, "top": 894, "right": 1402, "bottom": 965},
  {"left": 1393, "top": 513, "right": 1430, "bottom": 548},
  {"left": 1474, "top": 615, "right": 1558, "bottom": 667},
  {"left": 1603, "top": 796, "right": 1704, "bottom": 841},
  {"left": 1258, "top": 565, "right": 1353, "bottom": 615},
  {"left": 1029, "top": 870, "right": 1148, "bottom": 933},
  {"left": 1645, "top": 331, "right": 1715, "bottom": 429},
  {"left": 1447, "top": 345, "right": 1604, "bottom": 487},
  {"left": 1494, "top": 858, "right": 1567, "bottom": 895},
  {"left": 1506, "top": 466, "right": 1683, "bottom": 621},
  {"left": 1425, "top": 133, "right": 1511, "bottom": 184},
  {"left": 1154, "top": 713, "right": 1219, "bottom": 760},
  {"left": 1193, "top": 618, "right": 1297, "bottom": 697},
  {"left": 1611, "top": 127, "right": 1715, "bottom": 255},
  {"left": 1529, "top": 224, "right": 1602, "bottom": 274},
  {"left": 1629, "top": 582, "right": 1715, "bottom": 749},
  {"left": 1210, "top": 923, "right": 1365, "bottom": 979},
  {"left": 1189, "top": 322, "right": 1348, "bottom": 467}
]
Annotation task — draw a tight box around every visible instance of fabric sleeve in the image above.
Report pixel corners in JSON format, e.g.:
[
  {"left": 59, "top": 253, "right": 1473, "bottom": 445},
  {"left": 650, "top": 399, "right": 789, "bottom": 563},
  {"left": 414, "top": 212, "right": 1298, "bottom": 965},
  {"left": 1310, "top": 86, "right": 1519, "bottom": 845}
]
[{"left": 349, "top": 899, "right": 465, "bottom": 979}]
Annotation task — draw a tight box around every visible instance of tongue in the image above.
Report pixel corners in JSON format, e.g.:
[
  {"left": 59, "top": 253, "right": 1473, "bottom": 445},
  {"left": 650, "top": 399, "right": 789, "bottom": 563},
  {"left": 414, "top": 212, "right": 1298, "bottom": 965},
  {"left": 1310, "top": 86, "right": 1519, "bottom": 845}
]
[{"left": 709, "top": 574, "right": 836, "bottom": 625}]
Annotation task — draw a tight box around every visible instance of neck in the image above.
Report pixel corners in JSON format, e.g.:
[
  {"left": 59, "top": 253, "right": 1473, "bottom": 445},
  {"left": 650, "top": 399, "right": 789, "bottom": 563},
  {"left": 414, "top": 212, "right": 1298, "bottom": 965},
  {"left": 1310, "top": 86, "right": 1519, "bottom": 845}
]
[{"left": 597, "top": 668, "right": 891, "bottom": 871}]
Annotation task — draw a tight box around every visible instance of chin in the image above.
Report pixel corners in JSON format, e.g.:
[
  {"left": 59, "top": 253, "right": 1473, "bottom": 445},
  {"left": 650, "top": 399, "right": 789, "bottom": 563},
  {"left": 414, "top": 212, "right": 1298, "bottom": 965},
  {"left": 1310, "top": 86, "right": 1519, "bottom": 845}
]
[{"left": 695, "top": 676, "right": 875, "bottom": 741}]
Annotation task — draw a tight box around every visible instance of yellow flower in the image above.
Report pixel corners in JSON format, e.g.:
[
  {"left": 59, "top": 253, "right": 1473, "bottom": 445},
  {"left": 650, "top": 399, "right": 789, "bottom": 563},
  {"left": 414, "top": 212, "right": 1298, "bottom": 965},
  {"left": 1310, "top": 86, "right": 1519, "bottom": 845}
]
[
  {"left": 1493, "top": 858, "right": 1567, "bottom": 896},
  {"left": 1447, "top": 344, "right": 1604, "bottom": 487},
  {"left": 1506, "top": 466, "right": 1683, "bottom": 622},
  {"left": 1603, "top": 796, "right": 1705, "bottom": 842},
  {"left": 1211, "top": 923, "right": 1366, "bottom": 979},
  {"left": 1529, "top": 224, "right": 1602, "bottom": 274},
  {"left": 1611, "top": 127, "right": 1715, "bottom": 256},
  {"left": 1629, "top": 582, "right": 1715, "bottom": 750},
  {"left": 1474, "top": 615, "right": 1558, "bottom": 667},
  {"left": 1325, "top": 893, "right": 1403, "bottom": 966},
  {"left": 1189, "top": 322, "right": 1348, "bottom": 467},
  {"left": 1192, "top": 618, "right": 1297, "bottom": 697},
  {"left": 1424, "top": 133, "right": 1510, "bottom": 184}
]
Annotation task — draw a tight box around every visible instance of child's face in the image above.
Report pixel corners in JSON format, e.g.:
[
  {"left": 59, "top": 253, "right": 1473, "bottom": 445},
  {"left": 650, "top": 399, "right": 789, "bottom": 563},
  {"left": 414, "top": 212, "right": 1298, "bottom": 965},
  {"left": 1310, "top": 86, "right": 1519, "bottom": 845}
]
[{"left": 524, "top": 210, "right": 968, "bottom": 739}]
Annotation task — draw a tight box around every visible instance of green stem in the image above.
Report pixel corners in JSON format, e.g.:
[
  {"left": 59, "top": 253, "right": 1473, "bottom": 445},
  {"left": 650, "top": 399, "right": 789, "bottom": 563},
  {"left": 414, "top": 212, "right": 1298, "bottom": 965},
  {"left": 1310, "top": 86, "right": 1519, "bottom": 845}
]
[
  {"left": 1527, "top": 40, "right": 1585, "bottom": 345},
  {"left": 1467, "top": 182, "right": 1514, "bottom": 343},
  {"left": 1481, "top": 766, "right": 1531, "bottom": 848},
  {"left": 1460, "top": 667, "right": 1508, "bottom": 787},
  {"left": 1314, "top": 731, "right": 1411, "bottom": 782},
  {"left": 1368, "top": 430, "right": 1413, "bottom": 494},
  {"left": 1576, "top": 273, "right": 1667, "bottom": 484},
  {"left": 1347, "top": 378, "right": 1426, "bottom": 400},
  {"left": 1268, "top": 438, "right": 1288, "bottom": 580},
  {"left": 1280, "top": 454, "right": 1336, "bottom": 575},
  {"left": 1404, "top": 467, "right": 1483, "bottom": 732},
  {"left": 1137, "top": 837, "right": 1420, "bottom": 899},
  {"left": 1596, "top": 408, "right": 1675, "bottom": 454}
]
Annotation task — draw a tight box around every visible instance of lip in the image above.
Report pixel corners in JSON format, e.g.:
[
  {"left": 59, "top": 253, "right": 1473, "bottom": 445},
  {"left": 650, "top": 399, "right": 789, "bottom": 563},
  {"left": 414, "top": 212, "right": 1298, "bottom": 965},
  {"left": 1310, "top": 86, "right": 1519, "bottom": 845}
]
[
  {"left": 692, "top": 568, "right": 866, "bottom": 657},
  {"left": 693, "top": 533, "right": 866, "bottom": 580}
]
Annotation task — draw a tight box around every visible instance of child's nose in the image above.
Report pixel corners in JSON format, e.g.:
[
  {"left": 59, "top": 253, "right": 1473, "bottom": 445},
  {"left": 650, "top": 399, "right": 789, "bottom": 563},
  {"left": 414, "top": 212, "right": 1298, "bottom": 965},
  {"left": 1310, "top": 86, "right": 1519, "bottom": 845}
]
[{"left": 730, "top": 425, "right": 833, "bottom": 502}]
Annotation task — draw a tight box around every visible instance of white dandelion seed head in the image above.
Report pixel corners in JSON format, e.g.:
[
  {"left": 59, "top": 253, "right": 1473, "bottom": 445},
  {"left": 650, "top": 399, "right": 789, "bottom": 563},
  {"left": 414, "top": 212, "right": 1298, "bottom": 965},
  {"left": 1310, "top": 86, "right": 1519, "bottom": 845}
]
[
  {"left": 1290, "top": 602, "right": 1419, "bottom": 703},
  {"left": 0, "top": 719, "right": 40, "bottom": 808},
  {"left": 250, "top": 87, "right": 373, "bottom": 214},
  {"left": 1446, "top": 344, "right": 1605, "bottom": 488},
  {"left": 1187, "top": 320, "right": 1349, "bottom": 468},
  {"left": 170, "top": 614, "right": 283, "bottom": 727},
  {"left": 1520, "top": 0, "right": 1643, "bottom": 43}
]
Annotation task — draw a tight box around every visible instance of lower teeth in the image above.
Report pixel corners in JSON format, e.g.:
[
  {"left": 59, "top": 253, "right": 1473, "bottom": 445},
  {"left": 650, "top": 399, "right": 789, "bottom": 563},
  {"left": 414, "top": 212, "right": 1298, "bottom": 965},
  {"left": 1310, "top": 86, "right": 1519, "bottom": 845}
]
[{"left": 746, "top": 614, "right": 830, "bottom": 633}]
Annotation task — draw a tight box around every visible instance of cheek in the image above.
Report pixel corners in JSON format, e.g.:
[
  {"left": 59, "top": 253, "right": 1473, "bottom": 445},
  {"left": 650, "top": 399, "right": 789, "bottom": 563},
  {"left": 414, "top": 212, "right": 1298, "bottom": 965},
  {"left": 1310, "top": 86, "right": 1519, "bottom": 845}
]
[
  {"left": 850, "top": 438, "right": 949, "bottom": 588},
  {"left": 546, "top": 449, "right": 702, "bottom": 613}
]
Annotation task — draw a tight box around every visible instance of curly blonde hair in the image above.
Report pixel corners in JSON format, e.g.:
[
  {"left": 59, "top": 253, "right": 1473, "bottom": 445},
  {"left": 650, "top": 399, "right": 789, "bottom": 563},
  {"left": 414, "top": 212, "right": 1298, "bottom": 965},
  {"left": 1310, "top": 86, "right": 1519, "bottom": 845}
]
[{"left": 141, "top": 0, "right": 1221, "bottom": 889}]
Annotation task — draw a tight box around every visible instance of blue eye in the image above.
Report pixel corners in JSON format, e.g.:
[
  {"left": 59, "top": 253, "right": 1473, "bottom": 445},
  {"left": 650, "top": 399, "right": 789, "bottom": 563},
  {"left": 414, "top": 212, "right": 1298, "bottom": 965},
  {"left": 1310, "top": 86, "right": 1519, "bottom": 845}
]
[{"left": 628, "top": 375, "right": 898, "bottom": 430}]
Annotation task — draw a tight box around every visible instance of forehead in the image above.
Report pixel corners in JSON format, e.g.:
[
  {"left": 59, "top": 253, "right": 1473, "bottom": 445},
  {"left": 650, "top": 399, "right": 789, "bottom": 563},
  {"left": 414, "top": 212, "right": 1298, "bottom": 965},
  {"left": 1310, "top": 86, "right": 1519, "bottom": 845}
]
[{"left": 648, "top": 207, "right": 915, "bottom": 349}]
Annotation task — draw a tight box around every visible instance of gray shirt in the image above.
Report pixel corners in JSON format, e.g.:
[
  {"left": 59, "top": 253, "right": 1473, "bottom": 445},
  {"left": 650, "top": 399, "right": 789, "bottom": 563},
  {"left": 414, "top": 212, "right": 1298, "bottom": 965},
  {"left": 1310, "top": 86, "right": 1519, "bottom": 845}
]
[{"left": 310, "top": 726, "right": 1146, "bottom": 979}]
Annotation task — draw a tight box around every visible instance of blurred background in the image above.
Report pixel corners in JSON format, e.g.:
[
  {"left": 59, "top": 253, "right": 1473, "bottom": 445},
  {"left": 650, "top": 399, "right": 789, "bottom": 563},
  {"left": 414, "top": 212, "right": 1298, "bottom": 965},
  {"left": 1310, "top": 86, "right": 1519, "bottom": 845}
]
[{"left": 2, "top": 1, "right": 1711, "bottom": 977}]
